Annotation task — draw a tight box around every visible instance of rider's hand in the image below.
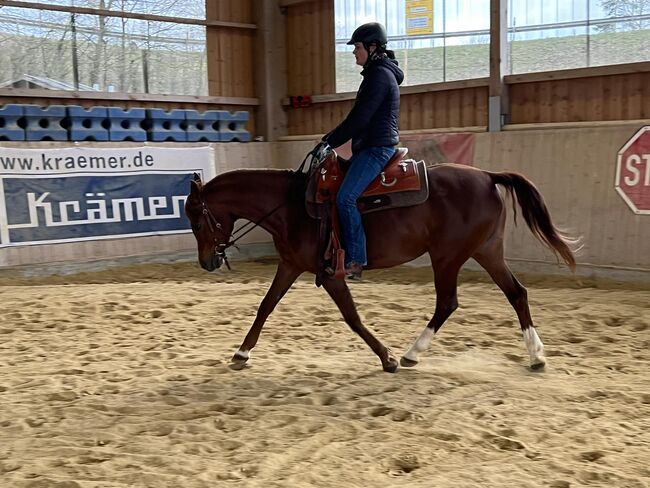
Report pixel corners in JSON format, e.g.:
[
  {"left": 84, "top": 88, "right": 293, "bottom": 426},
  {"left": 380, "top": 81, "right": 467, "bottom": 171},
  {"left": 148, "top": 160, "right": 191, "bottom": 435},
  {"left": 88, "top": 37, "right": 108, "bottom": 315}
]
[{"left": 313, "top": 141, "right": 331, "bottom": 160}]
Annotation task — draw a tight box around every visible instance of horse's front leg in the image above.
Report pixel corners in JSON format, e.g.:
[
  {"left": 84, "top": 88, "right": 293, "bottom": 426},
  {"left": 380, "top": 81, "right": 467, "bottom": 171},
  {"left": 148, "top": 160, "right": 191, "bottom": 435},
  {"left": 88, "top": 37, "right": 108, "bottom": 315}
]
[
  {"left": 322, "top": 277, "right": 398, "bottom": 373},
  {"left": 230, "top": 261, "right": 302, "bottom": 369}
]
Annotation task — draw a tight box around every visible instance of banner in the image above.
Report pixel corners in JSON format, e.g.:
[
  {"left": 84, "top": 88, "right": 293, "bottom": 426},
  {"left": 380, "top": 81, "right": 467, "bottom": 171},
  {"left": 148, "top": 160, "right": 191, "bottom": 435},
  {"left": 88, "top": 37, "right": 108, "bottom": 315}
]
[
  {"left": 398, "top": 132, "right": 476, "bottom": 166},
  {"left": 0, "top": 146, "right": 214, "bottom": 247}
]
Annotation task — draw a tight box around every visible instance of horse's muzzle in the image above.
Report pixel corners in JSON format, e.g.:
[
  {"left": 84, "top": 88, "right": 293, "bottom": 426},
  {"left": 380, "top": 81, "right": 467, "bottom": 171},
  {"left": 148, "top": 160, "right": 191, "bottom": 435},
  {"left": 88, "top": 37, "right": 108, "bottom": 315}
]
[{"left": 200, "top": 253, "right": 223, "bottom": 272}]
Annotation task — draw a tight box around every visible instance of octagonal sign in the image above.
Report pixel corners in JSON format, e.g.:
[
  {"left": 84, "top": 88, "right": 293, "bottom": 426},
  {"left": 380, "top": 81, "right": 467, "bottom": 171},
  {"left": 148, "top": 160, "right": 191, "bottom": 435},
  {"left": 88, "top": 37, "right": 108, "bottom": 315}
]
[{"left": 616, "top": 126, "right": 650, "bottom": 214}]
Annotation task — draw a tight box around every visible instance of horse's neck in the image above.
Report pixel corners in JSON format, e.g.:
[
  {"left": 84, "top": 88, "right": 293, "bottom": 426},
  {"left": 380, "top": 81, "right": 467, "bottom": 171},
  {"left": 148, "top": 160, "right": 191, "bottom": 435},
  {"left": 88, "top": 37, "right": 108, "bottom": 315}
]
[{"left": 209, "top": 169, "right": 294, "bottom": 233}]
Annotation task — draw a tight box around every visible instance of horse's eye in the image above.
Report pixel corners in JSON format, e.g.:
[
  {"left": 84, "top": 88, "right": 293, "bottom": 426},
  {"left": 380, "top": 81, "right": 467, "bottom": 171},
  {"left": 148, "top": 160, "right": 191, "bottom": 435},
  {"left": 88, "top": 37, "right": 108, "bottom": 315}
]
[{"left": 192, "top": 222, "right": 201, "bottom": 232}]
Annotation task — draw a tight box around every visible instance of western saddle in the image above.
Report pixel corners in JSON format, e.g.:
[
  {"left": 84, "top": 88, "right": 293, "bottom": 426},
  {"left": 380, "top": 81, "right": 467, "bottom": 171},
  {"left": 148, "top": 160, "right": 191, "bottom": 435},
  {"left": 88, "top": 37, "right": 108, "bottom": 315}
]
[{"left": 305, "top": 147, "right": 429, "bottom": 283}]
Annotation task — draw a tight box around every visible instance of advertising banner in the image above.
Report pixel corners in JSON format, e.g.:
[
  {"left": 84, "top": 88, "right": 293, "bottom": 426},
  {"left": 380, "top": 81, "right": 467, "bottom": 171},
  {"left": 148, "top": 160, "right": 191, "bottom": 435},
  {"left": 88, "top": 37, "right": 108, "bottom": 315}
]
[{"left": 0, "top": 146, "right": 214, "bottom": 247}]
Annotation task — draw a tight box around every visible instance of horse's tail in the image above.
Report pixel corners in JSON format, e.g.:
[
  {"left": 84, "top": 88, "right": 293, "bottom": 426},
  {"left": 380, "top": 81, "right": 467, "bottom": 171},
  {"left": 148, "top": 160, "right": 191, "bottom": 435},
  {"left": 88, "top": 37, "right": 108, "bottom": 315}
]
[{"left": 488, "top": 171, "right": 577, "bottom": 272}]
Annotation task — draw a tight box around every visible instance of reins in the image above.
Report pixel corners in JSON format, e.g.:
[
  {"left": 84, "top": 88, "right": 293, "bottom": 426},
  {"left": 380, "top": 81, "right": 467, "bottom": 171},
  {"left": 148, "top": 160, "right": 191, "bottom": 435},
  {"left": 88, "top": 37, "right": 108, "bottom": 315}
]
[
  {"left": 197, "top": 145, "right": 328, "bottom": 269},
  {"left": 200, "top": 198, "right": 286, "bottom": 270}
]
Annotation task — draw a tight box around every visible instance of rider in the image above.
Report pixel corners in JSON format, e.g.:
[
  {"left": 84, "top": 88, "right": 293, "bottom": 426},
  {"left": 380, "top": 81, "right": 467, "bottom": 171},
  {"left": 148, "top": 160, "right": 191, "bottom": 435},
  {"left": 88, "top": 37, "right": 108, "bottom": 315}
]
[{"left": 322, "top": 22, "right": 404, "bottom": 280}]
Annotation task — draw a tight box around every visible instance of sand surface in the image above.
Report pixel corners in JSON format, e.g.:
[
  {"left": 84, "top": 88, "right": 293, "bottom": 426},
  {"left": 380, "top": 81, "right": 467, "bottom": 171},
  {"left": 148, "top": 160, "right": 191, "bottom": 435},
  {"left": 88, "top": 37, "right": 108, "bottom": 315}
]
[{"left": 0, "top": 260, "right": 649, "bottom": 488}]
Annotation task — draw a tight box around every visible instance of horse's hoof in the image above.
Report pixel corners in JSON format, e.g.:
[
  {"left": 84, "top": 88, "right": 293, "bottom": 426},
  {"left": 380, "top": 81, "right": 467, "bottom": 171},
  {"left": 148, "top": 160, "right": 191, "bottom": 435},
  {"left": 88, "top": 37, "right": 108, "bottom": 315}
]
[
  {"left": 228, "top": 360, "right": 248, "bottom": 370},
  {"left": 383, "top": 358, "right": 399, "bottom": 373},
  {"left": 400, "top": 356, "right": 418, "bottom": 368},
  {"left": 530, "top": 358, "right": 546, "bottom": 371},
  {"left": 229, "top": 353, "right": 249, "bottom": 370}
]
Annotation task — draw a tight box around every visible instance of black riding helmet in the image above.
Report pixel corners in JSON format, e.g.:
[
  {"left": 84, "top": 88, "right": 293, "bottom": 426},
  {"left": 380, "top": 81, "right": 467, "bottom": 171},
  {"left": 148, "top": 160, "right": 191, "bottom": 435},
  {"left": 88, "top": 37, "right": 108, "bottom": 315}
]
[{"left": 346, "top": 22, "right": 388, "bottom": 47}]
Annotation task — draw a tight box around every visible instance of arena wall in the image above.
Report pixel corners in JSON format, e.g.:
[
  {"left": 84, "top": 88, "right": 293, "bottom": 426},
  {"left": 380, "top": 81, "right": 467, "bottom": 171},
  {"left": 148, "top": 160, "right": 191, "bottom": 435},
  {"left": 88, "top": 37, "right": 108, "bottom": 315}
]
[{"left": 1, "top": 122, "right": 648, "bottom": 282}]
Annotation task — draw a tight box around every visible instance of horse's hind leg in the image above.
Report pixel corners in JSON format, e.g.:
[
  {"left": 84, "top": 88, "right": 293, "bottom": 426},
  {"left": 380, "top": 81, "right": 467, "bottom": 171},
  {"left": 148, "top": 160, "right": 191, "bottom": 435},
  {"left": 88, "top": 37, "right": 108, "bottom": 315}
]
[
  {"left": 401, "top": 262, "right": 460, "bottom": 367},
  {"left": 473, "top": 246, "right": 546, "bottom": 369},
  {"left": 322, "top": 277, "right": 399, "bottom": 373},
  {"left": 230, "top": 261, "right": 301, "bottom": 369}
]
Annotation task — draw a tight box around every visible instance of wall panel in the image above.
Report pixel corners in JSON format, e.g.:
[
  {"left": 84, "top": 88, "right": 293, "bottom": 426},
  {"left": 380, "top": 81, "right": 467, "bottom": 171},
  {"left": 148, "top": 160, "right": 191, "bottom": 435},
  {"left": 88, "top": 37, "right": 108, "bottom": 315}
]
[
  {"left": 206, "top": 0, "right": 255, "bottom": 99},
  {"left": 286, "top": 0, "right": 335, "bottom": 96},
  {"left": 286, "top": 87, "right": 488, "bottom": 136},
  {"left": 509, "top": 71, "right": 650, "bottom": 124},
  {"left": 473, "top": 124, "right": 650, "bottom": 271}
]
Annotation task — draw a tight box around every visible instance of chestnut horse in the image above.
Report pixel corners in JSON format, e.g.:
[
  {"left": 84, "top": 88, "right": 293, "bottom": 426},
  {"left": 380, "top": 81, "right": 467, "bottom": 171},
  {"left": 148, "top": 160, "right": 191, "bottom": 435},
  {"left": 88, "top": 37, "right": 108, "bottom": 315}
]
[{"left": 185, "top": 162, "right": 576, "bottom": 373}]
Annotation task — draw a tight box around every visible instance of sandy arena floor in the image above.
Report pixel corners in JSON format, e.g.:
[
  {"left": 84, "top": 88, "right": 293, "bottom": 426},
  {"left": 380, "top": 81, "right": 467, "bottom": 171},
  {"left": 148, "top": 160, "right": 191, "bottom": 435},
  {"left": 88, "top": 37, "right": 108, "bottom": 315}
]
[{"left": 0, "top": 259, "right": 649, "bottom": 488}]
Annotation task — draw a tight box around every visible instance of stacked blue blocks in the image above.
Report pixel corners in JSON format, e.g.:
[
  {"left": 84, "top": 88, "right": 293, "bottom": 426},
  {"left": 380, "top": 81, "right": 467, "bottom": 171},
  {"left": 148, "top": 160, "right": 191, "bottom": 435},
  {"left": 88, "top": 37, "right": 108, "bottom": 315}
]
[
  {"left": 108, "top": 108, "right": 146, "bottom": 141},
  {"left": 0, "top": 104, "right": 25, "bottom": 141},
  {"left": 24, "top": 105, "right": 68, "bottom": 141},
  {"left": 185, "top": 110, "right": 220, "bottom": 142},
  {"left": 0, "top": 104, "right": 250, "bottom": 142},
  {"left": 218, "top": 111, "right": 251, "bottom": 142},
  {"left": 146, "top": 109, "right": 187, "bottom": 142},
  {"left": 67, "top": 106, "right": 109, "bottom": 141}
]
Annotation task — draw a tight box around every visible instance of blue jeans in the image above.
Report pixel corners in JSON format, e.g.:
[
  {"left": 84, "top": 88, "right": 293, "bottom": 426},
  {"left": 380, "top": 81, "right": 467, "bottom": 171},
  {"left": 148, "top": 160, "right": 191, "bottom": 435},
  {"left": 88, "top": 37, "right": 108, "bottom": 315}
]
[{"left": 336, "top": 146, "right": 396, "bottom": 267}]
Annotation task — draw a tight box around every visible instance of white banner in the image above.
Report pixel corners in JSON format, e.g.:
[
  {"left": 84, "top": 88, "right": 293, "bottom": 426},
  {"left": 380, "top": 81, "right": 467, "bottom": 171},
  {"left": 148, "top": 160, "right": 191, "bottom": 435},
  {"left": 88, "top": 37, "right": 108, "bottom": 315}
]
[{"left": 0, "top": 146, "right": 215, "bottom": 247}]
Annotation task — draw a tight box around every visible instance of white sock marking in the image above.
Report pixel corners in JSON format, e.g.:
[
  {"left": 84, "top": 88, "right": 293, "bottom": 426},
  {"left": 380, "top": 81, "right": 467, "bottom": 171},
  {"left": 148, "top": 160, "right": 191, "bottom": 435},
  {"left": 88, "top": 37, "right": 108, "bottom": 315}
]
[
  {"left": 234, "top": 348, "right": 249, "bottom": 360},
  {"left": 522, "top": 327, "right": 545, "bottom": 366},
  {"left": 403, "top": 327, "right": 434, "bottom": 362}
]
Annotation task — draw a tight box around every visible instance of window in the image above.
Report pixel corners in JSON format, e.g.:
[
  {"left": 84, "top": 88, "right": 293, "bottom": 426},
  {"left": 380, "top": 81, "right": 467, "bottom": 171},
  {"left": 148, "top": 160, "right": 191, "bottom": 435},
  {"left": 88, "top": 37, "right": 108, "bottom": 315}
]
[
  {"left": 0, "top": 1, "right": 207, "bottom": 95},
  {"left": 508, "top": 0, "right": 650, "bottom": 74},
  {"left": 335, "top": 0, "right": 491, "bottom": 92}
]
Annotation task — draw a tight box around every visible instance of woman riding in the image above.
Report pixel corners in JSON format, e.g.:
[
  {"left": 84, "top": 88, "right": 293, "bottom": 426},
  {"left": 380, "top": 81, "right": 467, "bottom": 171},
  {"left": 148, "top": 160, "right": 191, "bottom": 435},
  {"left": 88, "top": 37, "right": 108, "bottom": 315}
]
[{"left": 322, "top": 22, "right": 404, "bottom": 280}]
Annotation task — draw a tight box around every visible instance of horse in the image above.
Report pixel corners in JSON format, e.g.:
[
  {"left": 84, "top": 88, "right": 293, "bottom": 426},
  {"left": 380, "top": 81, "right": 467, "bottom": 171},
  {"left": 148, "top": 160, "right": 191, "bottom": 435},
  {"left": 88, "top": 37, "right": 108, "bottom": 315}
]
[{"left": 184, "top": 158, "right": 576, "bottom": 373}]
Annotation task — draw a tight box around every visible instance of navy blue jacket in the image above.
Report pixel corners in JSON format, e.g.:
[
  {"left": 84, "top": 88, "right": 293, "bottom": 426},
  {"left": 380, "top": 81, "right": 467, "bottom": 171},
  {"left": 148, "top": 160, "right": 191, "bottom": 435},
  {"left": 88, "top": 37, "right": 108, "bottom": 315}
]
[{"left": 324, "top": 57, "right": 404, "bottom": 154}]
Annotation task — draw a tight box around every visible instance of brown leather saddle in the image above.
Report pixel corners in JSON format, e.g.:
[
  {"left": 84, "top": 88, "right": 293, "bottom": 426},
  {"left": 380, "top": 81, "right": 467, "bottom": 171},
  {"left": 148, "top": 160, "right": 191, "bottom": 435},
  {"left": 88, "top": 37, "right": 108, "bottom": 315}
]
[
  {"left": 305, "top": 147, "right": 429, "bottom": 283},
  {"left": 307, "top": 148, "right": 428, "bottom": 214}
]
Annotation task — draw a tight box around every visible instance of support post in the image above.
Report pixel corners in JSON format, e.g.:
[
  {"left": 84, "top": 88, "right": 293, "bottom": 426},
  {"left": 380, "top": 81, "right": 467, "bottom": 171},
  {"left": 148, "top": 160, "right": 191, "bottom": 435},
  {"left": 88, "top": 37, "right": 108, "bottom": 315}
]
[
  {"left": 254, "top": 0, "right": 288, "bottom": 141},
  {"left": 489, "top": 0, "right": 509, "bottom": 131}
]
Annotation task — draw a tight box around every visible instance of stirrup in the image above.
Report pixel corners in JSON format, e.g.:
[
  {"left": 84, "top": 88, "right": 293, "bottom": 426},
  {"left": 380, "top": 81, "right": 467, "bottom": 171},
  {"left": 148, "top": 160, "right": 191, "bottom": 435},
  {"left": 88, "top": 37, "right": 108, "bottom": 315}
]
[{"left": 345, "top": 262, "right": 363, "bottom": 280}]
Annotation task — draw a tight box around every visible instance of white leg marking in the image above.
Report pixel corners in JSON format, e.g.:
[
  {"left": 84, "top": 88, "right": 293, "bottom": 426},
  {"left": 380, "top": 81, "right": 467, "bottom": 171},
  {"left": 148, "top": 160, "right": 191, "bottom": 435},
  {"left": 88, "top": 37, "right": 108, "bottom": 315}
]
[
  {"left": 522, "top": 327, "right": 546, "bottom": 368},
  {"left": 233, "top": 348, "right": 250, "bottom": 360},
  {"left": 403, "top": 327, "right": 434, "bottom": 362}
]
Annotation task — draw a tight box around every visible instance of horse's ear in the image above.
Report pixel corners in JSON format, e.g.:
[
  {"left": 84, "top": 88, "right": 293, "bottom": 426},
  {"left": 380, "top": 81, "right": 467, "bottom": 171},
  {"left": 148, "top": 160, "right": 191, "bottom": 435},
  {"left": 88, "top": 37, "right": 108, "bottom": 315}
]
[
  {"left": 190, "top": 175, "right": 202, "bottom": 195},
  {"left": 190, "top": 177, "right": 202, "bottom": 195}
]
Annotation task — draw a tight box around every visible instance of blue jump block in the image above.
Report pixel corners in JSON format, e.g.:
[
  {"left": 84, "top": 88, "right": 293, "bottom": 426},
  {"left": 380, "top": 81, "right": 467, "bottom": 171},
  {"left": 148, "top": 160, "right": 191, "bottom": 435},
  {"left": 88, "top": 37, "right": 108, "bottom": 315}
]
[
  {"left": 67, "top": 105, "right": 109, "bottom": 141},
  {"left": 24, "top": 105, "right": 68, "bottom": 141},
  {"left": 184, "top": 110, "right": 220, "bottom": 142},
  {"left": 0, "top": 104, "right": 25, "bottom": 141},
  {"left": 145, "top": 109, "right": 187, "bottom": 142},
  {"left": 107, "top": 107, "right": 146, "bottom": 142},
  {"left": 217, "top": 111, "right": 251, "bottom": 142}
]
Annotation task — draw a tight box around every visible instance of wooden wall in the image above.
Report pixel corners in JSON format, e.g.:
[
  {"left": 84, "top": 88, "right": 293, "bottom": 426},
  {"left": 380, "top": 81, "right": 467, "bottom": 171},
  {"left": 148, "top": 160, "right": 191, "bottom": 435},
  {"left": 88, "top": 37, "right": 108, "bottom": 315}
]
[
  {"left": 206, "top": 1, "right": 255, "bottom": 99},
  {"left": 286, "top": 86, "right": 489, "bottom": 136},
  {"left": 508, "top": 69, "right": 650, "bottom": 125},
  {"left": 400, "top": 87, "right": 488, "bottom": 131},
  {"left": 286, "top": 0, "right": 335, "bottom": 96}
]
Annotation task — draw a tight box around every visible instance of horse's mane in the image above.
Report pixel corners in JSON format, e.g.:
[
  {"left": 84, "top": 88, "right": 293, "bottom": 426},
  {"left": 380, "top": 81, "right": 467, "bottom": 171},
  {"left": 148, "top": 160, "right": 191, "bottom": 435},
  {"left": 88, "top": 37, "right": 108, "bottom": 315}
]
[{"left": 202, "top": 168, "right": 308, "bottom": 203}]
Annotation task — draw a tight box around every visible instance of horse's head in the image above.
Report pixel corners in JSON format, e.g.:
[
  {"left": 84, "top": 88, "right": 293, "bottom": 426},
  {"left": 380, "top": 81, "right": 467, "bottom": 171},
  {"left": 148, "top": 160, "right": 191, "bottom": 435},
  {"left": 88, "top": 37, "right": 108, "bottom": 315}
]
[{"left": 185, "top": 173, "right": 235, "bottom": 272}]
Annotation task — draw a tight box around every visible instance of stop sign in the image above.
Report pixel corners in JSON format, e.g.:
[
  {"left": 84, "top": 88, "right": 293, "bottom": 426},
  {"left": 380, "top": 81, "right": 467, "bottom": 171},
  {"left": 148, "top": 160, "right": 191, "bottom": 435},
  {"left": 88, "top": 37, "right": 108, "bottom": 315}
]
[{"left": 616, "top": 127, "right": 650, "bottom": 214}]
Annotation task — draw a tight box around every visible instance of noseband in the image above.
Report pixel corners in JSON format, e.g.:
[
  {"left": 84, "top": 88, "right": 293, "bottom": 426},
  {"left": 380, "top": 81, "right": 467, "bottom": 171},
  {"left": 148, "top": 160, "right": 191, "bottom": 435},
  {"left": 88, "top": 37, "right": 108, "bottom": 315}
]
[{"left": 200, "top": 201, "right": 233, "bottom": 270}]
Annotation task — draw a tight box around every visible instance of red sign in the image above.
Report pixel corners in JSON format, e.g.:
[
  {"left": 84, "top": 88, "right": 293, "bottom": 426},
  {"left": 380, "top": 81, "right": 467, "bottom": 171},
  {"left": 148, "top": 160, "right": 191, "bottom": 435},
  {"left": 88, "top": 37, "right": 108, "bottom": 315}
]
[
  {"left": 290, "top": 95, "right": 312, "bottom": 108},
  {"left": 616, "top": 127, "right": 650, "bottom": 214}
]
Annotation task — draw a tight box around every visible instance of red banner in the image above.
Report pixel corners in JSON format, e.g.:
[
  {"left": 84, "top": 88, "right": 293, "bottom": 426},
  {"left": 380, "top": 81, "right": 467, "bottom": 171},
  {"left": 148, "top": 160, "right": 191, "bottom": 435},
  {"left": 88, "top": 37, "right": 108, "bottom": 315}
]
[{"left": 398, "top": 132, "right": 475, "bottom": 166}]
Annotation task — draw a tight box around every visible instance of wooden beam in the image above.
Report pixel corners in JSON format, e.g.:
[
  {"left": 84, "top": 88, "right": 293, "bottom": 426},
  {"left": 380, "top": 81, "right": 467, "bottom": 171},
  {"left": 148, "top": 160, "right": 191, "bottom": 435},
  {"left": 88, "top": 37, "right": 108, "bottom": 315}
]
[
  {"left": 504, "top": 119, "right": 650, "bottom": 131},
  {"left": 0, "top": 88, "right": 259, "bottom": 106},
  {"left": 278, "top": 0, "right": 320, "bottom": 7},
  {"left": 276, "top": 126, "right": 488, "bottom": 141},
  {"left": 0, "top": 0, "right": 257, "bottom": 29},
  {"left": 505, "top": 61, "right": 650, "bottom": 84},
  {"left": 488, "top": 0, "right": 509, "bottom": 131}
]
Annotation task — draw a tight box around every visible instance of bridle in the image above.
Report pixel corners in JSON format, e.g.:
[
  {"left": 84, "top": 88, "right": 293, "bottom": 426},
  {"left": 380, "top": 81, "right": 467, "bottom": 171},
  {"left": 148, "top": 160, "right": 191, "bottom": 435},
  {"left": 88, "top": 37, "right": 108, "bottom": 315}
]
[
  {"left": 197, "top": 197, "right": 286, "bottom": 270},
  {"left": 200, "top": 200, "right": 233, "bottom": 270}
]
